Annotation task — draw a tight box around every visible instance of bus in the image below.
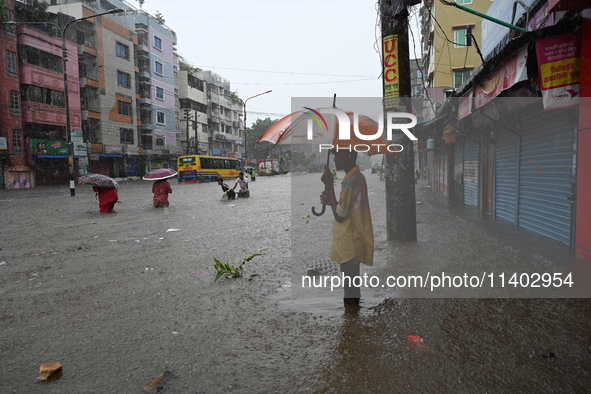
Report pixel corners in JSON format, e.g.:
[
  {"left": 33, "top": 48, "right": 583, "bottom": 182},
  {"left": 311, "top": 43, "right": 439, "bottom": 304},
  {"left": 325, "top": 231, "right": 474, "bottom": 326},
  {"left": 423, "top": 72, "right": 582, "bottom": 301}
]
[{"left": 177, "top": 155, "right": 241, "bottom": 183}]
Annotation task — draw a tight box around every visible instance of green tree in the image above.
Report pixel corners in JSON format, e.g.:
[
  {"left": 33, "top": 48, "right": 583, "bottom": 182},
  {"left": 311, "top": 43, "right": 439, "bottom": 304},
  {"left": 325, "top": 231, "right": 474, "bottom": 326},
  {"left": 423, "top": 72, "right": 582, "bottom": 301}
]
[
  {"left": 16, "top": 0, "right": 50, "bottom": 24},
  {"left": 0, "top": 1, "right": 8, "bottom": 25},
  {"left": 245, "top": 118, "right": 277, "bottom": 161},
  {"left": 154, "top": 10, "right": 165, "bottom": 25}
]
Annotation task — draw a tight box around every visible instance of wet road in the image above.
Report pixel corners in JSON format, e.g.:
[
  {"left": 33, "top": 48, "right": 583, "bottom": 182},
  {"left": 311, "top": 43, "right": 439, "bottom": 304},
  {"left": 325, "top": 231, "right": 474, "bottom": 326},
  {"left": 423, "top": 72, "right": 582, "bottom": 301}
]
[{"left": 1, "top": 172, "right": 590, "bottom": 393}]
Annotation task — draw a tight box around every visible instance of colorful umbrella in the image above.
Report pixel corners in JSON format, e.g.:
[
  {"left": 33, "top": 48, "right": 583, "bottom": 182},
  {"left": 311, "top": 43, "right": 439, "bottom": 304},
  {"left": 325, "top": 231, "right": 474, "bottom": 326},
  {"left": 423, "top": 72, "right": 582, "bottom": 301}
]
[
  {"left": 78, "top": 173, "right": 118, "bottom": 189},
  {"left": 257, "top": 103, "right": 390, "bottom": 155},
  {"left": 142, "top": 168, "right": 178, "bottom": 181},
  {"left": 257, "top": 95, "right": 393, "bottom": 216}
]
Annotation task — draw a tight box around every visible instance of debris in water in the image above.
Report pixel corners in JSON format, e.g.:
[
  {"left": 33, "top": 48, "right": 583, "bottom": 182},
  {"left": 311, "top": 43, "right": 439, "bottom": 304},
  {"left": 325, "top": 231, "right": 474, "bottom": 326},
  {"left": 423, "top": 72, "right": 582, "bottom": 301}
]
[
  {"left": 37, "top": 362, "right": 62, "bottom": 381},
  {"left": 303, "top": 215, "right": 310, "bottom": 219},
  {"left": 0, "top": 261, "right": 6, "bottom": 266},
  {"left": 538, "top": 350, "right": 556, "bottom": 359},
  {"left": 143, "top": 370, "right": 172, "bottom": 392},
  {"left": 166, "top": 228, "right": 181, "bottom": 232},
  {"left": 407, "top": 335, "right": 426, "bottom": 351}
]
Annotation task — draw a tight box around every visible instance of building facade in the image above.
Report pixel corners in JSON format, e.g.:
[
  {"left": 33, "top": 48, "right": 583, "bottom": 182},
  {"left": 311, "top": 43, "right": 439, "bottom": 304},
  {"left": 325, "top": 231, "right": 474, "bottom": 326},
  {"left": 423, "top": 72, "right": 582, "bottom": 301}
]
[
  {"left": 416, "top": 0, "right": 590, "bottom": 261},
  {"left": 0, "top": 0, "right": 28, "bottom": 188}
]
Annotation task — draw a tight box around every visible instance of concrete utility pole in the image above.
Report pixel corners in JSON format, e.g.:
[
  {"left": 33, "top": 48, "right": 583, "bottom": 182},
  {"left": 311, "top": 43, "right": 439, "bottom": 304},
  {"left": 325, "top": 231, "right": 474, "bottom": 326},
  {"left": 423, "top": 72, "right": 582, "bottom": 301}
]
[{"left": 381, "top": 0, "right": 418, "bottom": 241}]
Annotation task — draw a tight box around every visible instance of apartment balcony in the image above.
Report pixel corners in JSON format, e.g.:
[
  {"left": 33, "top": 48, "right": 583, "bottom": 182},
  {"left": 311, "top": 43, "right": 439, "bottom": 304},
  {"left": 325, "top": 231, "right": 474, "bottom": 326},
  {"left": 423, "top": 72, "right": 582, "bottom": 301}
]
[{"left": 81, "top": 110, "right": 101, "bottom": 120}]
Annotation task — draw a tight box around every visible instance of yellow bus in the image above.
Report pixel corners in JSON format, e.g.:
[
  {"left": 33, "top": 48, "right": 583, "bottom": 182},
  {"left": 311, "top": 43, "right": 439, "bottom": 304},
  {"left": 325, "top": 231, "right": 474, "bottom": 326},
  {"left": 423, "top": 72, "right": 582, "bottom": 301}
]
[{"left": 177, "top": 155, "right": 242, "bottom": 183}]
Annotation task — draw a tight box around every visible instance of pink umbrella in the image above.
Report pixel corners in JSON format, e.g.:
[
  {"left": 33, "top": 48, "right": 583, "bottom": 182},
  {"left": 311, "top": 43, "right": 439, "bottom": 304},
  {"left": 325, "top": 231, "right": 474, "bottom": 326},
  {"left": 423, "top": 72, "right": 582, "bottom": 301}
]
[{"left": 142, "top": 168, "right": 178, "bottom": 181}]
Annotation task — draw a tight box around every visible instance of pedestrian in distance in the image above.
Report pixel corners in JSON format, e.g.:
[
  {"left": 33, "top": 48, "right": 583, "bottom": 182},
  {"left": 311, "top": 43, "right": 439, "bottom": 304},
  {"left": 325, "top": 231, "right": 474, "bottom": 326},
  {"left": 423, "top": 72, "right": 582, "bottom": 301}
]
[
  {"left": 152, "top": 178, "right": 172, "bottom": 208},
  {"left": 320, "top": 149, "right": 374, "bottom": 307},
  {"left": 217, "top": 177, "right": 236, "bottom": 200},
  {"left": 93, "top": 186, "right": 119, "bottom": 213},
  {"left": 232, "top": 171, "right": 250, "bottom": 198}
]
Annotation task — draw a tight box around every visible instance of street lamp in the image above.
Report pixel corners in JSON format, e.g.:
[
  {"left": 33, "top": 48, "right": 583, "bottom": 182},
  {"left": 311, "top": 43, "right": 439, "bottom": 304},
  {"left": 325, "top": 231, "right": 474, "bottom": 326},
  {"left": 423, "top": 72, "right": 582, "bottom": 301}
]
[
  {"left": 243, "top": 90, "right": 272, "bottom": 164},
  {"left": 6, "top": 8, "right": 123, "bottom": 196}
]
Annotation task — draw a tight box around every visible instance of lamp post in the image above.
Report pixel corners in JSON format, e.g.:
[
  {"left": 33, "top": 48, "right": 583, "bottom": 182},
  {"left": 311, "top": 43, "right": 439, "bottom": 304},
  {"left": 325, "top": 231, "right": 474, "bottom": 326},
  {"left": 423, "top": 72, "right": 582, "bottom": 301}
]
[
  {"left": 243, "top": 90, "right": 272, "bottom": 165},
  {"left": 7, "top": 9, "right": 123, "bottom": 196}
]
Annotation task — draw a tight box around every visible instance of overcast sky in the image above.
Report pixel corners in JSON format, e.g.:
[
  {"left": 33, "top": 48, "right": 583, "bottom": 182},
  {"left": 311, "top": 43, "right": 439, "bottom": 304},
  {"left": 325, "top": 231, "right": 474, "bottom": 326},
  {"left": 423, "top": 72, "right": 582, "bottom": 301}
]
[{"left": 138, "top": 0, "right": 422, "bottom": 126}]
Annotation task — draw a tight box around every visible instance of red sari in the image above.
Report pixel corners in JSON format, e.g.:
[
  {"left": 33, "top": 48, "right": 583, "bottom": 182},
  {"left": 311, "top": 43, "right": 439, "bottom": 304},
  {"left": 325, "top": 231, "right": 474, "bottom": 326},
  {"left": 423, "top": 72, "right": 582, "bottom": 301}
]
[{"left": 93, "top": 186, "right": 119, "bottom": 213}]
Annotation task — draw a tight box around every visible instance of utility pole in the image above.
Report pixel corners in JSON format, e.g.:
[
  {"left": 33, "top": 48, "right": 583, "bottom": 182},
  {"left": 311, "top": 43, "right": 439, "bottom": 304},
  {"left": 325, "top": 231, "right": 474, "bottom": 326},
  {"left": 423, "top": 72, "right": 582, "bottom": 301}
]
[
  {"left": 184, "top": 108, "right": 191, "bottom": 155},
  {"left": 381, "top": 0, "right": 418, "bottom": 241}
]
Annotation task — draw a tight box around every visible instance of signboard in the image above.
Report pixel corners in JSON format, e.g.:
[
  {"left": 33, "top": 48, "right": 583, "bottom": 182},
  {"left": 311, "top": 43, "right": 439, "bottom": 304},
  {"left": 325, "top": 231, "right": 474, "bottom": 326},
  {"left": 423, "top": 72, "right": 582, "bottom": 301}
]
[
  {"left": 32, "top": 139, "right": 68, "bottom": 155},
  {"left": 213, "top": 149, "right": 220, "bottom": 156},
  {"left": 0, "top": 137, "right": 7, "bottom": 150},
  {"left": 71, "top": 130, "right": 87, "bottom": 157},
  {"left": 474, "top": 45, "right": 528, "bottom": 109},
  {"left": 458, "top": 91, "right": 473, "bottom": 120},
  {"left": 383, "top": 34, "right": 400, "bottom": 108},
  {"left": 126, "top": 145, "right": 139, "bottom": 155},
  {"left": 536, "top": 32, "right": 581, "bottom": 110},
  {"left": 89, "top": 153, "right": 99, "bottom": 161},
  {"left": 78, "top": 157, "right": 89, "bottom": 175},
  {"left": 104, "top": 144, "right": 123, "bottom": 155}
]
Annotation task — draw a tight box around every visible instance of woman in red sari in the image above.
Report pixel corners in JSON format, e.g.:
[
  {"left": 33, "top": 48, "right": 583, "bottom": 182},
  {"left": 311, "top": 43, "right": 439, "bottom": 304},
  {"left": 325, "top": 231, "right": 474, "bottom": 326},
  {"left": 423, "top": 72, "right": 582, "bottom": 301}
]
[
  {"left": 152, "top": 179, "right": 172, "bottom": 208},
  {"left": 93, "top": 186, "right": 119, "bottom": 213}
]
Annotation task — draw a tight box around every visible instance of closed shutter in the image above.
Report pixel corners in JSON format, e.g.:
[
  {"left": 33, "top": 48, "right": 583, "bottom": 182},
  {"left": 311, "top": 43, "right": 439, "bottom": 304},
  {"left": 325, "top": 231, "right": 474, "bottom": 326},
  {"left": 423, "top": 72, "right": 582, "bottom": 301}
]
[
  {"left": 518, "top": 111, "right": 575, "bottom": 244},
  {"left": 463, "top": 137, "right": 479, "bottom": 206},
  {"left": 438, "top": 149, "right": 448, "bottom": 196},
  {"left": 454, "top": 140, "right": 464, "bottom": 202},
  {"left": 495, "top": 130, "right": 519, "bottom": 222}
]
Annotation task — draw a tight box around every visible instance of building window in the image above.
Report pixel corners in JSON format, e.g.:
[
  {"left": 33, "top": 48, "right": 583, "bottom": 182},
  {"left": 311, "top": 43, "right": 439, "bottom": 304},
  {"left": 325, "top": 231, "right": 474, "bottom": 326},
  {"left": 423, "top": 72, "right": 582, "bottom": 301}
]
[
  {"left": 12, "top": 129, "right": 22, "bottom": 154},
  {"left": 118, "top": 100, "right": 132, "bottom": 116},
  {"left": 116, "top": 42, "right": 129, "bottom": 59},
  {"left": 417, "top": 69, "right": 423, "bottom": 78},
  {"left": 153, "top": 36, "right": 162, "bottom": 50},
  {"left": 120, "top": 128, "right": 134, "bottom": 144},
  {"left": 155, "top": 87, "right": 164, "bottom": 100},
  {"left": 7, "top": 51, "right": 17, "bottom": 77},
  {"left": 454, "top": 69, "right": 472, "bottom": 88},
  {"left": 18, "top": 45, "right": 62, "bottom": 72},
  {"left": 453, "top": 26, "right": 472, "bottom": 47},
  {"left": 156, "top": 111, "right": 165, "bottom": 124},
  {"left": 5, "top": 10, "right": 14, "bottom": 35},
  {"left": 10, "top": 90, "right": 19, "bottom": 116},
  {"left": 154, "top": 61, "right": 163, "bottom": 75},
  {"left": 21, "top": 85, "right": 64, "bottom": 107},
  {"left": 117, "top": 71, "right": 131, "bottom": 88},
  {"left": 155, "top": 137, "right": 164, "bottom": 146}
]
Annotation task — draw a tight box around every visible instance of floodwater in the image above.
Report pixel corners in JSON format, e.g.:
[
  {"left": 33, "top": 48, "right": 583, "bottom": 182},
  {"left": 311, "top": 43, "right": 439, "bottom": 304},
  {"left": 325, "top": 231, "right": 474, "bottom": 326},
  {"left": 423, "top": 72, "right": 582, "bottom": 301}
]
[{"left": 1, "top": 172, "right": 590, "bottom": 392}]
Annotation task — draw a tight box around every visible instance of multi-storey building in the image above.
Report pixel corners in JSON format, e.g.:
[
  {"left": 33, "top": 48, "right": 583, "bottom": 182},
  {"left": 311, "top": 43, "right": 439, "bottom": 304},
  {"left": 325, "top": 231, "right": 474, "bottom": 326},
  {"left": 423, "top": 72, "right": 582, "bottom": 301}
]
[
  {"left": 44, "top": 1, "right": 139, "bottom": 178},
  {"left": 178, "top": 63, "right": 209, "bottom": 155},
  {"left": 0, "top": 0, "right": 28, "bottom": 188},
  {"left": 197, "top": 70, "right": 244, "bottom": 158},
  {"left": 420, "top": 0, "right": 492, "bottom": 119}
]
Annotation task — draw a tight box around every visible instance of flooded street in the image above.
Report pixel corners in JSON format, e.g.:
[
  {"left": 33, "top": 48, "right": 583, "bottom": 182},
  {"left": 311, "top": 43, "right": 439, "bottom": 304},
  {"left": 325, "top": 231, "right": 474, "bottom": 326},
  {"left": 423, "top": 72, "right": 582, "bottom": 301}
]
[{"left": 1, "top": 173, "right": 590, "bottom": 392}]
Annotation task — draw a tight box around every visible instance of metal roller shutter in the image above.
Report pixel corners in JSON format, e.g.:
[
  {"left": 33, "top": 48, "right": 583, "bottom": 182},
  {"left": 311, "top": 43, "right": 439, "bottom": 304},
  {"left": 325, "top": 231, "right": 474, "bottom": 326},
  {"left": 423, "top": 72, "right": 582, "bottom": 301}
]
[
  {"left": 463, "top": 137, "right": 479, "bottom": 207},
  {"left": 454, "top": 140, "right": 464, "bottom": 202},
  {"left": 518, "top": 111, "right": 575, "bottom": 244},
  {"left": 495, "top": 130, "right": 519, "bottom": 223}
]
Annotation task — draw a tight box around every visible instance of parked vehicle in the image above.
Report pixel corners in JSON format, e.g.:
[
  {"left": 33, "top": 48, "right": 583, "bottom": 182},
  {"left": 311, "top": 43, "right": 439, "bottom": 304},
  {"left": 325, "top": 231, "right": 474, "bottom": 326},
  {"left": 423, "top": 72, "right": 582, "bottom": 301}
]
[{"left": 177, "top": 155, "right": 241, "bottom": 183}]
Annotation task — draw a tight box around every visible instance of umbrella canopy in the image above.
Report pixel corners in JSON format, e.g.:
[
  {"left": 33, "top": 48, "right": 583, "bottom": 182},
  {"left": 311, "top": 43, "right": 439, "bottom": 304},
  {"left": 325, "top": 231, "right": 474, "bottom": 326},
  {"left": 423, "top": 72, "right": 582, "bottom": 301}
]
[
  {"left": 142, "top": 168, "right": 178, "bottom": 181},
  {"left": 79, "top": 173, "right": 118, "bottom": 188},
  {"left": 257, "top": 105, "right": 393, "bottom": 156}
]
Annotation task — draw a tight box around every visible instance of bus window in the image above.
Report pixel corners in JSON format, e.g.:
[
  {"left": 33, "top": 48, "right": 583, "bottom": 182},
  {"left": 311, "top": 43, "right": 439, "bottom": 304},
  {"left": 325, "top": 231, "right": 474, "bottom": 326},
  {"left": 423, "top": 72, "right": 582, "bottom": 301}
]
[{"left": 180, "top": 157, "right": 195, "bottom": 163}]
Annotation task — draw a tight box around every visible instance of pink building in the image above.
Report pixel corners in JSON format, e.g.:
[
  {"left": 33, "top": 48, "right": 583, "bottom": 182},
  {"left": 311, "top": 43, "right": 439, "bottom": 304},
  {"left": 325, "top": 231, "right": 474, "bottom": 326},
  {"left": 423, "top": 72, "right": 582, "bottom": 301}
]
[
  {"left": 0, "top": 0, "right": 28, "bottom": 188},
  {"left": 16, "top": 23, "right": 81, "bottom": 186}
]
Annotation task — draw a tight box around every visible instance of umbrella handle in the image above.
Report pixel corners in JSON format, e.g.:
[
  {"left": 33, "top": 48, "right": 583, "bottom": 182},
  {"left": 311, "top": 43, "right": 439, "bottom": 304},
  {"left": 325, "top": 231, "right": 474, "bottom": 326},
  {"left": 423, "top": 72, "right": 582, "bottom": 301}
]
[
  {"left": 312, "top": 149, "right": 332, "bottom": 217},
  {"left": 311, "top": 203, "right": 326, "bottom": 216}
]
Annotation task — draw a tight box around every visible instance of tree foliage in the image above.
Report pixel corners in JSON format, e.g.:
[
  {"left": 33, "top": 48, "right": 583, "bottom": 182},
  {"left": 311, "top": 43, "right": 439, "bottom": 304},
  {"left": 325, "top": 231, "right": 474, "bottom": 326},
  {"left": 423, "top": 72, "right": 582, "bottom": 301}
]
[
  {"left": 245, "top": 118, "right": 277, "bottom": 161},
  {"left": 0, "top": 1, "right": 8, "bottom": 25},
  {"left": 154, "top": 10, "right": 165, "bottom": 25},
  {"left": 16, "top": 0, "right": 50, "bottom": 24}
]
